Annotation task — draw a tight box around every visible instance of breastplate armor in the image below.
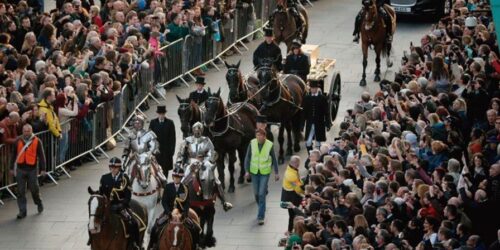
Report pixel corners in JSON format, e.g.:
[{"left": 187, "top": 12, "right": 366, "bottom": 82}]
[
  {"left": 129, "top": 130, "right": 158, "bottom": 154},
  {"left": 185, "top": 136, "right": 214, "bottom": 162}
]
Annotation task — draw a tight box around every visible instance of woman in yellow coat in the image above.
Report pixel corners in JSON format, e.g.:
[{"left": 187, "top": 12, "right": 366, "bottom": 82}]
[{"left": 281, "top": 155, "right": 304, "bottom": 234}]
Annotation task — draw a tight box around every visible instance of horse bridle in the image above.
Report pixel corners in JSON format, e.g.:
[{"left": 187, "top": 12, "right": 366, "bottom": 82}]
[
  {"left": 88, "top": 194, "right": 107, "bottom": 222},
  {"left": 227, "top": 68, "right": 246, "bottom": 97}
]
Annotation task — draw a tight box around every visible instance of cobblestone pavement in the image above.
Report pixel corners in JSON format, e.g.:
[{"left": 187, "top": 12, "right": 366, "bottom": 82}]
[{"left": 0, "top": 0, "right": 431, "bottom": 249}]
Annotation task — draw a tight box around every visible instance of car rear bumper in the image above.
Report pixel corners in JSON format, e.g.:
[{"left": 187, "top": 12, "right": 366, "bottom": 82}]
[{"left": 390, "top": 0, "right": 441, "bottom": 15}]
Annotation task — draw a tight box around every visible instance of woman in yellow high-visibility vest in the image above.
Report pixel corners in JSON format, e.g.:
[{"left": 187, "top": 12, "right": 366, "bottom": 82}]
[{"left": 244, "top": 128, "right": 279, "bottom": 225}]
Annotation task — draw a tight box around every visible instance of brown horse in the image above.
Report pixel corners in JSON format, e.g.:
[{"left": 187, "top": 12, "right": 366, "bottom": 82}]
[
  {"left": 204, "top": 88, "right": 259, "bottom": 191},
  {"left": 359, "top": 0, "right": 396, "bottom": 86},
  {"left": 225, "top": 60, "right": 261, "bottom": 107},
  {"left": 256, "top": 60, "right": 305, "bottom": 163},
  {"left": 272, "top": 4, "right": 309, "bottom": 52},
  {"left": 87, "top": 187, "right": 148, "bottom": 250},
  {"left": 158, "top": 209, "right": 200, "bottom": 250}
]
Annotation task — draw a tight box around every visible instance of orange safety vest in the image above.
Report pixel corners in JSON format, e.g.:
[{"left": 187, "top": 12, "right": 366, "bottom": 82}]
[{"left": 17, "top": 137, "right": 39, "bottom": 166}]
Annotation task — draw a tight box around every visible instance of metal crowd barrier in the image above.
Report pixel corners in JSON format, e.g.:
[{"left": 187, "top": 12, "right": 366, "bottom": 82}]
[{"left": 0, "top": 0, "right": 285, "bottom": 205}]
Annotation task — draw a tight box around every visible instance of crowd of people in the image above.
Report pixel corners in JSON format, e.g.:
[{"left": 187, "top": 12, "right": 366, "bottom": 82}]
[
  {"left": 0, "top": 0, "right": 252, "bottom": 190},
  {"left": 279, "top": 1, "right": 500, "bottom": 250}
]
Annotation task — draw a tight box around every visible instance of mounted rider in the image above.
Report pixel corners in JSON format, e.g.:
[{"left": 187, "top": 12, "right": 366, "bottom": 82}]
[
  {"left": 122, "top": 115, "right": 166, "bottom": 184},
  {"left": 97, "top": 157, "right": 142, "bottom": 250},
  {"left": 147, "top": 167, "right": 201, "bottom": 250},
  {"left": 269, "top": 0, "right": 304, "bottom": 40},
  {"left": 176, "top": 122, "right": 216, "bottom": 170},
  {"left": 353, "top": 0, "right": 392, "bottom": 44},
  {"left": 253, "top": 27, "right": 283, "bottom": 71}
]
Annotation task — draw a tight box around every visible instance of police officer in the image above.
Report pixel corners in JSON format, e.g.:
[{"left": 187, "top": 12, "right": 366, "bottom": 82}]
[
  {"left": 188, "top": 77, "right": 209, "bottom": 105},
  {"left": 284, "top": 39, "right": 310, "bottom": 82},
  {"left": 253, "top": 27, "right": 283, "bottom": 71},
  {"left": 149, "top": 167, "right": 200, "bottom": 249},
  {"left": 352, "top": 0, "right": 392, "bottom": 43},
  {"left": 99, "top": 157, "right": 141, "bottom": 250},
  {"left": 303, "top": 79, "right": 331, "bottom": 152}
]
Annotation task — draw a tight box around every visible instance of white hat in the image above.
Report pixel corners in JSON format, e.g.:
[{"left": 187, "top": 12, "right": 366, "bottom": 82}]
[{"left": 465, "top": 16, "right": 477, "bottom": 28}]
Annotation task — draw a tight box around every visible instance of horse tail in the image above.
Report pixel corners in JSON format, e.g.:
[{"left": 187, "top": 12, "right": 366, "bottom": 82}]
[{"left": 381, "top": 42, "right": 391, "bottom": 58}]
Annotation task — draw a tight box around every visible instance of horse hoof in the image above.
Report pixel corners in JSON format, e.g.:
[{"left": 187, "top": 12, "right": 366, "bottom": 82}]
[
  {"left": 237, "top": 176, "right": 244, "bottom": 184},
  {"left": 286, "top": 148, "right": 293, "bottom": 156},
  {"left": 228, "top": 185, "right": 235, "bottom": 193},
  {"left": 294, "top": 145, "right": 301, "bottom": 152},
  {"left": 374, "top": 75, "right": 381, "bottom": 82},
  {"left": 387, "top": 61, "right": 393, "bottom": 68},
  {"left": 360, "top": 79, "right": 367, "bottom": 87}
]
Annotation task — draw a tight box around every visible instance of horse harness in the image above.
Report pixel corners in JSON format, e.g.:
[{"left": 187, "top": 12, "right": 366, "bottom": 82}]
[
  {"left": 207, "top": 97, "right": 246, "bottom": 137},
  {"left": 259, "top": 71, "right": 303, "bottom": 111}
]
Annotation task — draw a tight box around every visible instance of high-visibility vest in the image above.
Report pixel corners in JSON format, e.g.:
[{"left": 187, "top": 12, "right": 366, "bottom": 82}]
[
  {"left": 17, "top": 137, "right": 39, "bottom": 166},
  {"left": 249, "top": 138, "right": 273, "bottom": 175}
]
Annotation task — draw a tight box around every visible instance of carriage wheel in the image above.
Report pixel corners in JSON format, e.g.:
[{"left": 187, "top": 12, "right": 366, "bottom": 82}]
[{"left": 328, "top": 71, "right": 341, "bottom": 123}]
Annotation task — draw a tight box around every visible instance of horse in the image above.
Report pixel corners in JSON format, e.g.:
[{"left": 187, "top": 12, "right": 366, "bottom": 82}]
[
  {"left": 157, "top": 208, "right": 200, "bottom": 250},
  {"left": 181, "top": 160, "right": 232, "bottom": 248},
  {"left": 272, "top": 3, "right": 309, "bottom": 51},
  {"left": 130, "top": 153, "right": 164, "bottom": 233},
  {"left": 87, "top": 187, "right": 148, "bottom": 250},
  {"left": 225, "top": 60, "right": 261, "bottom": 107},
  {"left": 359, "top": 0, "right": 396, "bottom": 86},
  {"left": 204, "top": 88, "right": 259, "bottom": 192},
  {"left": 176, "top": 95, "right": 204, "bottom": 138},
  {"left": 256, "top": 60, "right": 305, "bottom": 163}
]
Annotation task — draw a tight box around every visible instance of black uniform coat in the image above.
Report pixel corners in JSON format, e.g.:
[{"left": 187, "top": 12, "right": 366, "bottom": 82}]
[
  {"left": 99, "top": 171, "right": 132, "bottom": 206},
  {"left": 284, "top": 53, "right": 310, "bottom": 82},
  {"left": 188, "top": 89, "right": 209, "bottom": 105},
  {"left": 149, "top": 118, "right": 176, "bottom": 173},
  {"left": 253, "top": 41, "right": 283, "bottom": 71},
  {"left": 162, "top": 182, "right": 190, "bottom": 216},
  {"left": 303, "top": 92, "right": 330, "bottom": 142}
]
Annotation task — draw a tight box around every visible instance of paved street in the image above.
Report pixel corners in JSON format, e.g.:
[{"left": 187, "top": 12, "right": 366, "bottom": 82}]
[{"left": 0, "top": 0, "right": 431, "bottom": 249}]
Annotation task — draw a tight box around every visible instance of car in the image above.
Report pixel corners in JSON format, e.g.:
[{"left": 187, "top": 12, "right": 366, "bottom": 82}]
[{"left": 390, "top": 0, "right": 452, "bottom": 16}]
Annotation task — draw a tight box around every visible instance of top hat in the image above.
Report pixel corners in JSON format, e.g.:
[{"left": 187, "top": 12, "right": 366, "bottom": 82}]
[
  {"left": 156, "top": 105, "right": 166, "bottom": 113},
  {"left": 308, "top": 79, "right": 321, "bottom": 88},
  {"left": 195, "top": 76, "right": 206, "bottom": 85},
  {"left": 256, "top": 115, "right": 268, "bottom": 123},
  {"left": 263, "top": 27, "right": 273, "bottom": 37}
]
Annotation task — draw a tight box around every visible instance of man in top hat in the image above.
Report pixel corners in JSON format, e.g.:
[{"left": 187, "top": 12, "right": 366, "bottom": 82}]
[
  {"left": 253, "top": 27, "right": 283, "bottom": 71},
  {"left": 188, "top": 77, "right": 209, "bottom": 105},
  {"left": 149, "top": 105, "right": 176, "bottom": 178},
  {"left": 303, "top": 79, "right": 331, "bottom": 152},
  {"left": 256, "top": 115, "right": 274, "bottom": 142},
  {"left": 284, "top": 39, "right": 310, "bottom": 82}
]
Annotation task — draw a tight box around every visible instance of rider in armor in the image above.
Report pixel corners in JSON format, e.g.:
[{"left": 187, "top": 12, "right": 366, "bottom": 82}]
[
  {"left": 98, "top": 157, "right": 141, "bottom": 250},
  {"left": 269, "top": 0, "right": 303, "bottom": 40},
  {"left": 353, "top": 0, "right": 392, "bottom": 44},
  {"left": 176, "top": 122, "right": 216, "bottom": 169},
  {"left": 122, "top": 115, "right": 166, "bottom": 183}
]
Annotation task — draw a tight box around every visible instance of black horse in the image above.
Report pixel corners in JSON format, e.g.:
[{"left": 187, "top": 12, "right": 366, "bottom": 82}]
[
  {"left": 203, "top": 88, "right": 258, "bottom": 192},
  {"left": 176, "top": 95, "right": 207, "bottom": 138},
  {"left": 256, "top": 60, "right": 305, "bottom": 163},
  {"left": 225, "top": 60, "right": 261, "bottom": 107}
]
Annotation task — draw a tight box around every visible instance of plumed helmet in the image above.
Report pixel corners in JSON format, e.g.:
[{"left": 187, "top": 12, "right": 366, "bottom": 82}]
[
  {"left": 192, "top": 122, "right": 204, "bottom": 131},
  {"left": 134, "top": 114, "right": 146, "bottom": 124}
]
